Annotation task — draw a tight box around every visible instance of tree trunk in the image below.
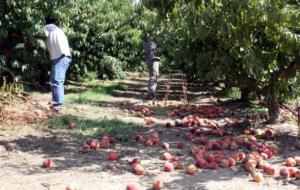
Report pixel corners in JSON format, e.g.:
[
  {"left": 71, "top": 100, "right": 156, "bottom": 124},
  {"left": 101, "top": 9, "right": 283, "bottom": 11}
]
[
  {"left": 240, "top": 88, "right": 250, "bottom": 103},
  {"left": 266, "top": 89, "right": 281, "bottom": 124}
]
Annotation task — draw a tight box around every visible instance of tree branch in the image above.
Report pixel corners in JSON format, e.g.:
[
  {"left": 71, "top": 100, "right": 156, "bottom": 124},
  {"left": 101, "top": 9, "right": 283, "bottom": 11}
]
[
  {"left": 229, "top": 66, "right": 265, "bottom": 94},
  {"left": 275, "top": 56, "right": 300, "bottom": 79}
]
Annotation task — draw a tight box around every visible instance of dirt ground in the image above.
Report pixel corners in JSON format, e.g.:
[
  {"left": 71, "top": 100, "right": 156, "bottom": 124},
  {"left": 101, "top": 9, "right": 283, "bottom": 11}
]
[{"left": 0, "top": 75, "right": 300, "bottom": 190}]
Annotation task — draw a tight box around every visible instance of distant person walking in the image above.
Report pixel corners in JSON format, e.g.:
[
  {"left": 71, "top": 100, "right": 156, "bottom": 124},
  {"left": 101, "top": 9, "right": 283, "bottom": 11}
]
[
  {"left": 144, "top": 37, "right": 160, "bottom": 100},
  {"left": 44, "top": 17, "right": 71, "bottom": 112}
]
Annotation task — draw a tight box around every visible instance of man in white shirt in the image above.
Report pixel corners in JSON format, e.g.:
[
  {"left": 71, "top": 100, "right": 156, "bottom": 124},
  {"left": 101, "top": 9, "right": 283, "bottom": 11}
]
[{"left": 44, "top": 17, "right": 71, "bottom": 112}]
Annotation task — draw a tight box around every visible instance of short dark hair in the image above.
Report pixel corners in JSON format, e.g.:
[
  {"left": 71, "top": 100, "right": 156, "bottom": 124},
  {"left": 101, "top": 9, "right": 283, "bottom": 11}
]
[{"left": 45, "top": 17, "right": 59, "bottom": 26}]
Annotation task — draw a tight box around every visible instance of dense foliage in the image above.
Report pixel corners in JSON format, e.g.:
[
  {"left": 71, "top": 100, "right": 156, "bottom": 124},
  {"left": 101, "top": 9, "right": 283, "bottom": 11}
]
[
  {"left": 142, "top": 0, "right": 300, "bottom": 123},
  {"left": 0, "top": 0, "right": 145, "bottom": 85}
]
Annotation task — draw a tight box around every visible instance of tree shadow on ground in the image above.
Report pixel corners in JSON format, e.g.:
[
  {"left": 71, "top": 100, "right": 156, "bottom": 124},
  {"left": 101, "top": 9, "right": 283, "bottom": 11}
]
[
  {"left": 113, "top": 77, "right": 219, "bottom": 102},
  {"left": 0, "top": 114, "right": 250, "bottom": 189}
]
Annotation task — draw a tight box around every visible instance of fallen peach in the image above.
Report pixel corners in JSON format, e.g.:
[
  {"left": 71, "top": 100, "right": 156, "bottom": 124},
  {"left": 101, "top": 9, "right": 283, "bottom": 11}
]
[
  {"left": 68, "top": 123, "right": 76, "bottom": 129},
  {"left": 132, "top": 164, "right": 146, "bottom": 175},
  {"left": 171, "top": 160, "right": 183, "bottom": 169},
  {"left": 228, "top": 157, "right": 236, "bottom": 167},
  {"left": 126, "top": 183, "right": 139, "bottom": 190},
  {"left": 295, "top": 170, "right": 300, "bottom": 179},
  {"left": 82, "top": 144, "right": 90, "bottom": 153},
  {"left": 205, "top": 154, "right": 215, "bottom": 163},
  {"left": 135, "top": 135, "right": 144, "bottom": 142},
  {"left": 164, "top": 162, "right": 174, "bottom": 172},
  {"left": 145, "top": 139, "right": 154, "bottom": 146},
  {"left": 280, "top": 168, "right": 289, "bottom": 178},
  {"left": 130, "top": 158, "right": 141, "bottom": 165},
  {"left": 295, "top": 156, "right": 300, "bottom": 166},
  {"left": 251, "top": 172, "right": 264, "bottom": 183},
  {"left": 196, "top": 158, "right": 209, "bottom": 169},
  {"left": 186, "top": 164, "right": 198, "bottom": 175},
  {"left": 108, "top": 151, "right": 119, "bottom": 161},
  {"left": 161, "top": 152, "right": 172, "bottom": 161},
  {"left": 289, "top": 168, "right": 298, "bottom": 177},
  {"left": 220, "top": 159, "right": 230, "bottom": 168},
  {"left": 153, "top": 179, "right": 163, "bottom": 190},
  {"left": 285, "top": 157, "right": 296, "bottom": 167},
  {"left": 43, "top": 159, "right": 53, "bottom": 169},
  {"left": 90, "top": 140, "right": 100, "bottom": 150},
  {"left": 245, "top": 160, "right": 257, "bottom": 172},
  {"left": 263, "top": 165, "right": 275, "bottom": 176},
  {"left": 260, "top": 152, "right": 268, "bottom": 160},
  {"left": 208, "top": 161, "right": 219, "bottom": 170},
  {"left": 229, "top": 141, "right": 239, "bottom": 151},
  {"left": 65, "top": 183, "right": 79, "bottom": 190},
  {"left": 161, "top": 142, "right": 170, "bottom": 151}
]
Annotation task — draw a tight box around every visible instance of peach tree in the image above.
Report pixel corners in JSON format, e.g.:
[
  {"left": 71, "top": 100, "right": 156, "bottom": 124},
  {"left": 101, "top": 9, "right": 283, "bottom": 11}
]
[
  {"left": 141, "top": 0, "right": 300, "bottom": 123},
  {"left": 0, "top": 0, "right": 145, "bottom": 84}
]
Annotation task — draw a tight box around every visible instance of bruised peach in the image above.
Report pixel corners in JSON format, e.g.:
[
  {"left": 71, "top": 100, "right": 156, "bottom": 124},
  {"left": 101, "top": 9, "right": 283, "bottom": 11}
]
[
  {"left": 265, "top": 128, "right": 275, "bottom": 138},
  {"left": 161, "top": 142, "right": 170, "bottom": 151},
  {"left": 161, "top": 152, "right": 172, "bottom": 161},
  {"left": 82, "top": 144, "right": 90, "bottom": 153},
  {"left": 132, "top": 163, "right": 146, "bottom": 175},
  {"left": 171, "top": 160, "right": 183, "bottom": 169},
  {"left": 130, "top": 158, "right": 141, "bottom": 165},
  {"left": 164, "top": 162, "right": 174, "bottom": 172},
  {"left": 145, "top": 139, "right": 154, "bottom": 146},
  {"left": 135, "top": 135, "right": 144, "bottom": 142},
  {"left": 43, "top": 159, "right": 53, "bottom": 169}
]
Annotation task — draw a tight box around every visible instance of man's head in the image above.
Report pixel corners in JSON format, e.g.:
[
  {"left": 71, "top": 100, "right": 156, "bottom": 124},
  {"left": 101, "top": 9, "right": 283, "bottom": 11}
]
[{"left": 45, "top": 17, "right": 59, "bottom": 26}]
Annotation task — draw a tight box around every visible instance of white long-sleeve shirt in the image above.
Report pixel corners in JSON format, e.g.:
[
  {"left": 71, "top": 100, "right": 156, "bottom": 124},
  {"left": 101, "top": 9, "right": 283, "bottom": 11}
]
[{"left": 44, "top": 24, "right": 71, "bottom": 60}]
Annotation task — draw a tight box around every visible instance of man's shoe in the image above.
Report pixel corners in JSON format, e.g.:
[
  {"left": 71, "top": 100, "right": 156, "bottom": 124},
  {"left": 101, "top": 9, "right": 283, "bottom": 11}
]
[{"left": 50, "top": 105, "right": 64, "bottom": 113}]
